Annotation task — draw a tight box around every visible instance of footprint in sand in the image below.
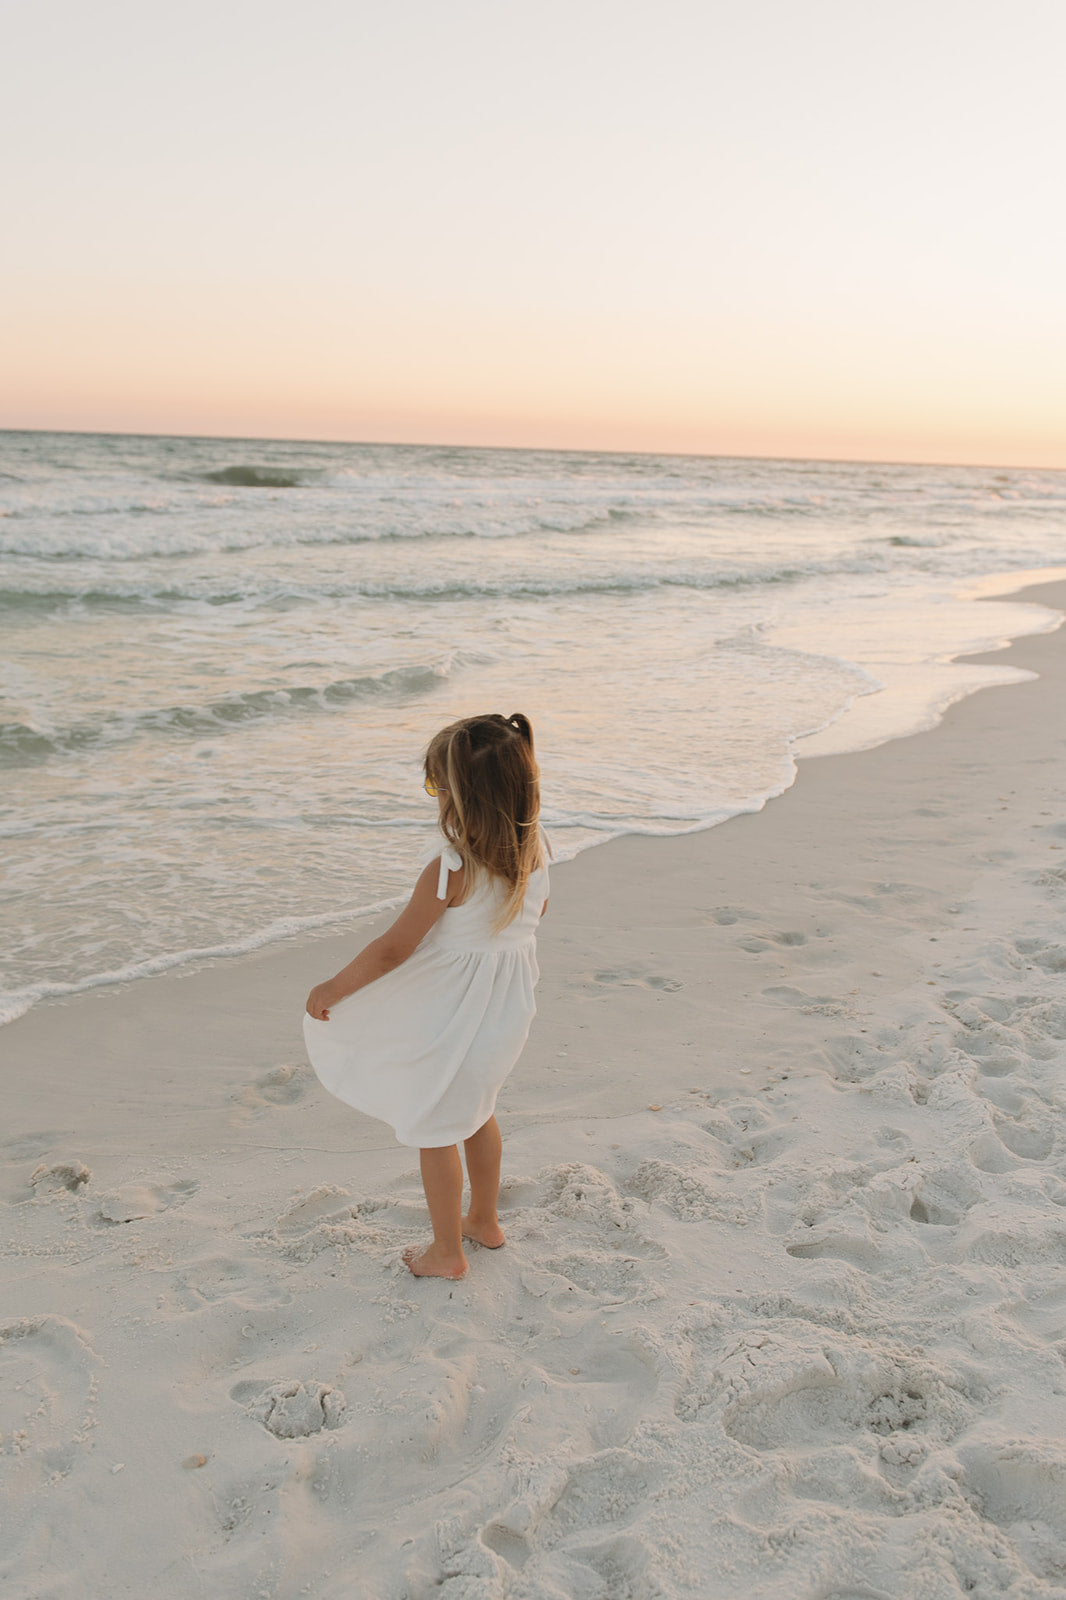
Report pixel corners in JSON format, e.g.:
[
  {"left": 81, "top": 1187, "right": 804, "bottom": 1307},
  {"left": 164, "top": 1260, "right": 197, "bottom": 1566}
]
[
  {"left": 158, "top": 1254, "right": 290, "bottom": 1314},
  {"left": 480, "top": 1520, "right": 532, "bottom": 1571},
  {"left": 564, "top": 1532, "right": 659, "bottom": 1600},
  {"left": 94, "top": 1177, "right": 198, "bottom": 1225},
  {"left": 785, "top": 1228, "right": 890, "bottom": 1271},
  {"left": 29, "top": 1161, "right": 91, "bottom": 1195},
  {"left": 948, "top": 1000, "right": 1054, "bottom": 1070},
  {"left": 584, "top": 967, "right": 683, "bottom": 993},
  {"left": 906, "top": 1163, "right": 983, "bottom": 1229},
  {"left": 713, "top": 1119, "right": 793, "bottom": 1172},
  {"left": 700, "top": 1100, "right": 773, "bottom": 1160},
  {"left": 271, "top": 1184, "right": 388, "bottom": 1261},
  {"left": 537, "top": 1251, "right": 653, "bottom": 1303},
  {"left": 547, "top": 1447, "right": 655, "bottom": 1537},
  {"left": 1009, "top": 1282, "right": 1066, "bottom": 1343},
  {"left": 952, "top": 994, "right": 1016, "bottom": 1025},
  {"left": 517, "top": 1168, "right": 668, "bottom": 1305},
  {"left": 992, "top": 1113, "right": 1054, "bottom": 1161},
  {"left": 531, "top": 1335, "right": 660, "bottom": 1450},
  {"left": 537, "top": 1163, "right": 635, "bottom": 1232},
  {"left": 480, "top": 1448, "right": 655, "bottom": 1580},
  {"left": 909, "top": 1195, "right": 963, "bottom": 1227},
  {"left": 0, "top": 1315, "right": 101, "bottom": 1486},
  {"left": 973, "top": 1052, "right": 1027, "bottom": 1079},
  {"left": 969, "top": 1131, "right": 1022, "bottom": 1175},
  {"left": 1016, "top": 936, "right": 1066, "bottom": 973},
  {"left": 762, "top": 984, "right": 851, "bottom": 1017},
  {"left": 399, "top": 1339, "right": 662, "bottom": 1591},
  {"left": 232, "top": 1063, "right": 312, "bottom": 1118},
  {"left": 957, "top": 1441, "right": 1066, "bottom": 1580},
  {"left": 629, "top": 1158, "right": 748, "bottom": 1225},
  {"left": 739, "top": 929, "right": 808, "bottom": 953},
  {"left": 275, "top": 1184, "right": 355, "bottom": 1234},
  {"left": 714, "top": 1332, "right": 972, "bottom": 1458},
  {"left": 1026, "top": 999, "right": 1066, "bottom": 1042},
  {"left": 241, "top": 1378, "right": 347, "bottom": 1438},
  {"left": 956, "top": 1209, "right": 1066, "bottom": 1269}
]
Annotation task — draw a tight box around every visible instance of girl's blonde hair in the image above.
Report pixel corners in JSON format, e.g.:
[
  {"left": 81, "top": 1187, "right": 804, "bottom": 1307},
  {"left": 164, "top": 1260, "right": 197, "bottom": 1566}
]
[{"left": 425, "top": 712, "right": 543, "bottom": 929}]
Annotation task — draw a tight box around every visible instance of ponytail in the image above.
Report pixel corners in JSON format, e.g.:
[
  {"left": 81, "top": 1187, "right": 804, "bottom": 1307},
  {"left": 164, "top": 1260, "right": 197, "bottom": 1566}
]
[{"left": 424, "top": 712, "right": 543, "bottom": 928}]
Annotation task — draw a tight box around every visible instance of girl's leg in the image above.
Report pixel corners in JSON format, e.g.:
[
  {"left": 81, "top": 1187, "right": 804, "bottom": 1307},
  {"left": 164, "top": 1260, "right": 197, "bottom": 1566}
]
[
  {"left": 404, "top": 1145, "right": 468, "bottom": 1278},
  {"left": 462, "top": 1115, "right": 506, "bottom": 1248}
]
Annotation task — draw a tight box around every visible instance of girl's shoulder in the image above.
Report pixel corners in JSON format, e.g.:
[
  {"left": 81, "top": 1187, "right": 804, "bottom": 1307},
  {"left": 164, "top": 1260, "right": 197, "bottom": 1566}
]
[
  {"left": 421, "top": 828, "right": 548, "bottom": 908},
  {"left": 416, "top": 833, "right": 465, "bottom": 901},
  {"left": 435, "top": 844, "right": 464, "bottom": 902}
]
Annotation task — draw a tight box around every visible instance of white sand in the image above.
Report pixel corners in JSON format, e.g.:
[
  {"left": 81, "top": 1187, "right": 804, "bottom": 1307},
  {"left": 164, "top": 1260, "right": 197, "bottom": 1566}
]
[{"left": 4, "top": 580, "right": 1066, "bottom": 1600}]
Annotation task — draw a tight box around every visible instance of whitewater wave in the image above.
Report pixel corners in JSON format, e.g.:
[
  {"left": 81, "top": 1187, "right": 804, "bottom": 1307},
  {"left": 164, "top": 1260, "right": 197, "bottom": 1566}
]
[
  {"left": 0, "top": 896, "right": 408, "bottom": 1028},
  {"left": 0, "top": 503, "right": 641, "bottom": 558},
  {"left": 0, "top": 660, "right": 458, "bottom": 768},
  {"left": 5, "top": 466, "right": 1064, "bottom": 561},
  {"left": 0, "top": 555, "right": 890, "bottom": 615}
]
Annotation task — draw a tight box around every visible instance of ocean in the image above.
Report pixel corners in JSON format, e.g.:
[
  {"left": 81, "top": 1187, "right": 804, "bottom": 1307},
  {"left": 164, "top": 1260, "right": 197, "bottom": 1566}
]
[{"left": 2, "top": 429, "right": 1064, "bottom": 1025}]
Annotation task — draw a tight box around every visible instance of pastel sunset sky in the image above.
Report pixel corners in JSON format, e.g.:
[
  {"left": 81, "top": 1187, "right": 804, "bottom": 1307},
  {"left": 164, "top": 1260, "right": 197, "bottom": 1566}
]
[{"left": 2, "top": 0, "right": 1064, "bottom": 465}]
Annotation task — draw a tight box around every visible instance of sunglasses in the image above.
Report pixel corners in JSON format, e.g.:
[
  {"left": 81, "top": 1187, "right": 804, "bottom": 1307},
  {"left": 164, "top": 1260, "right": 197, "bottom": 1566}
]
[{"left": 424, "top": 776, "right": 446, "bottom": 798}]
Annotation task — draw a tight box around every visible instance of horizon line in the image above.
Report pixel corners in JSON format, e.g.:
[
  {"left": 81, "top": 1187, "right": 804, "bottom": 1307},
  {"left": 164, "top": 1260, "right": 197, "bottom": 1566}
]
[{"left": 0, "top": 423, "right": 1061, "bottom": 478}]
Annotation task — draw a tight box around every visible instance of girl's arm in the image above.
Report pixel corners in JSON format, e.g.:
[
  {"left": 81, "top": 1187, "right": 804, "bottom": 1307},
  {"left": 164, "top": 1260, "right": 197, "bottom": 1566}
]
[{"left": 306, "top": 858, "right": 463, "bottom": 1020}]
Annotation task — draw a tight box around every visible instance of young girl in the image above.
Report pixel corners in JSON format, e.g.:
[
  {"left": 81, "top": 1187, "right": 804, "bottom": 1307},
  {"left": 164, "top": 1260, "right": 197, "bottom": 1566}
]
[{"left": 303, "top": 712, "right": 548, "bottom": 1280}]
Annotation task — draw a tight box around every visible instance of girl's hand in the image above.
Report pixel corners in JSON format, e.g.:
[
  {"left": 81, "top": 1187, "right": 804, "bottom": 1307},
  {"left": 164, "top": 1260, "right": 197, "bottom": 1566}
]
[{"left": 306, "top": 982, "right": 338, "bottom": 1021}]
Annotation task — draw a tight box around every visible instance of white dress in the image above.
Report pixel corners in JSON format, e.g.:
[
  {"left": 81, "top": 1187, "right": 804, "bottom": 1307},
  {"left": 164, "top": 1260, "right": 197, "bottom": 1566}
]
[{"left": 303, "top": 844, "right": 548, "bottom": 1147}]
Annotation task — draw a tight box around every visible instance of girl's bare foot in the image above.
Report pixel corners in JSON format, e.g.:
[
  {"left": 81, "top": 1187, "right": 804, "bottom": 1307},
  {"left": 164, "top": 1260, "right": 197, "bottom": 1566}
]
[
  {"left": 403, "top": 1241, "right": 468, "bottom": 1279},
  {"left": 462, "top": 1214, "right": 506, "bottom": 1249}
]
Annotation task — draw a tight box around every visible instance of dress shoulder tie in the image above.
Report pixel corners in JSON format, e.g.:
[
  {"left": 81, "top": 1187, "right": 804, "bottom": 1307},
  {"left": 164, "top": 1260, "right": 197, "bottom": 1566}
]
[{"left": 437, "top": 846, "right": 463, "bottom": 900}]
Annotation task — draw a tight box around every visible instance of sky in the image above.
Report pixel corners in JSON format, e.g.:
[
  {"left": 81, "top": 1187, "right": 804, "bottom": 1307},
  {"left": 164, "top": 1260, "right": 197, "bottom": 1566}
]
[{"left": 1, "top": 0, "right": 1064, "bottom": 465}]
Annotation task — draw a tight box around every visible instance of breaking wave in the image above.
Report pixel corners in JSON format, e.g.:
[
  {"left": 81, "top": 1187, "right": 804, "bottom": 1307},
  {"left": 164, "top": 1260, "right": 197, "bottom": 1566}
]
[
  {"left": 0, "top": 555, "right": 888, "bottom": 617},
  {"left": 200, "top": 465, "right": 305, "bottom": 487},
  {"left": 0, "top": 660, "right": 457, "bottom": 768}
]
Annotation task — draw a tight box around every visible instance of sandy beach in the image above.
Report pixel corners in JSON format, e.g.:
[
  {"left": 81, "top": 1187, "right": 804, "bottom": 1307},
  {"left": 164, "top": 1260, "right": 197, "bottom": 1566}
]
[{"left": 4, "top": 577, "right": 1066, "bottom": 1600}]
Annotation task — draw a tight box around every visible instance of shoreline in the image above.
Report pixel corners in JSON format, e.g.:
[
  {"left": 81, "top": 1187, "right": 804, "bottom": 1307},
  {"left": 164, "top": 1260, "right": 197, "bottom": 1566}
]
[
  {"left": 4, "top": 580, "right": 1066, "bottom": 1597},
  {"left": 4, "top": 576, "right": 1064, "bottom": 1143},
  {"left": 4, "top": 569, "right": 1063, "bottom": 1031},
  {"left": 3, "top": 579, "right": 1063, "bottom": 1131}
]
